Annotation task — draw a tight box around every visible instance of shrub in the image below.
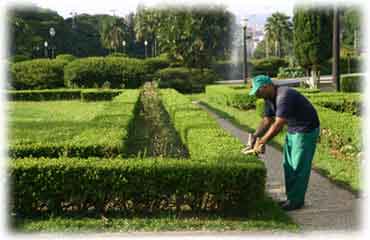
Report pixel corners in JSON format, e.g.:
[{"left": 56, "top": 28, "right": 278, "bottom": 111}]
[
  {"left": 8, "top": 89, "right": 81, "bottom": 101},
  {"left": 320, "top": 57, "right": 364, "bottom": 75},
  {"left": 81, "top": 89, "right": 124, "bottom": 101},
  {"left": 340, "top": 74, "right": 363, "bottom": 92},
  {"left": 107, "top": 52, "right": 128, "bottom": 58},
  {"left": 250, "top": 57, "right": 289, "bottom": 77},
  {"left": 9, "top": 59, "right": 68, "bottom": 90},
  {"left": 277, "top": 67, "right": 305, "bottom": 79},
  {"left": 10, "top": 156, "right": 265, "bottom": 215},
  {"left": 64, "top": 57, "right": 147, "bottom": 89},
  {"left": 206, "top": 85, "right": 256, "bottom": 110},
  {"left": 155, "top": 67, "right": 219, "bottom": 93},
  {"left": 56, "top": 54, "right": 77, "bottom": 62}
]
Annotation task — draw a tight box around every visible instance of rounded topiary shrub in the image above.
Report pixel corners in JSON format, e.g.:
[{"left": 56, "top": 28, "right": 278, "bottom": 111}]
[
  {"left": 64, "top": 57, "right": 147, "bottom": 89},
  {"left": 155, "top": 67, "right": 220, "bottom": 93},
  {"left": 10, "top": 59, "right": 68, "bottom": 90},
  {"left": 341, "top": 74, "right": 363, "bottom": 92},
  {"left": 56, "top": 54, "right": 77, "bottom": 62}
]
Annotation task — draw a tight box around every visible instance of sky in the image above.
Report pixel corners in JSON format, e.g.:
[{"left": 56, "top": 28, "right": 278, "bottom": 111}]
[{"left": 4, "top": 0, "right": 297, "bottom": 27}]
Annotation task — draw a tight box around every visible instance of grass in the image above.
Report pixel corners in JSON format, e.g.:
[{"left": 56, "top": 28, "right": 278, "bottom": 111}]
[
  {"left": 11, "top": 197, "right": 299, "bottom": 233},
  {"left": 195, "top": 90, "right": 361, "bottom": 193}
]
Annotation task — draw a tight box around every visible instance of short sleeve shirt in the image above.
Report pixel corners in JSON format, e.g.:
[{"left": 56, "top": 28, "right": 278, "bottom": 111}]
[{"left": 264, "top": 87, "right": 320, "bottom": 133}]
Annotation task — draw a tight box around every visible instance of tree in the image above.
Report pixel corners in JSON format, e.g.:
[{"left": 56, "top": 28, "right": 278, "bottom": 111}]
[
  {"left": 264, "top": 12, "right": 292, "bottom": 57},
  {"left": 101, "top": 17, "right": 126, "bottom": 53},
  {"left": 293, "top": 6, "right": 333, "bottom": 88}
]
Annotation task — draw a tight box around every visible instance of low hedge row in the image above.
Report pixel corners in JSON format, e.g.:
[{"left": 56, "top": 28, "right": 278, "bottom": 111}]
[
  {"left": 81, "top": 90, "right": 124, "bottom": 102},
  {"left": 10, "top": 157, "right": 265, "bottom": 215},
  {"left": 155, "top": 67, "right": 219, "bottom": 93},
  {"left": 205, "top": 85, "right": 256, "bottom": 110},
  {"left": 9, "top": 59, "right": 69, "bottom": 90},
  {"left": 7, "top": 89, "right": 125, "bottom": 101},
  {"left": 9, "top": 90, "right": 140, "bottom": 158}
]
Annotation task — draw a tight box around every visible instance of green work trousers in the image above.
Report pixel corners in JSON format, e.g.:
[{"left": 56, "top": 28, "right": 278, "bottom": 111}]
[{"left": 283, "top": 127, "right": 320, "bottom": 205}]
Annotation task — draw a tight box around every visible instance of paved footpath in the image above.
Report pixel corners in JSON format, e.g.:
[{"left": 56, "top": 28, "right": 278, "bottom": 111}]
[{"left": 195, "top": 101, "right": 362, "bottom": 232}]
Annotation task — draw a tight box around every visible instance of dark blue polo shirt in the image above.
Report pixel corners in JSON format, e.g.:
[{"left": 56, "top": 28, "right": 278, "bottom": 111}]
[{"left": 264, "top": 86, "right": 320, "bottom": 133}]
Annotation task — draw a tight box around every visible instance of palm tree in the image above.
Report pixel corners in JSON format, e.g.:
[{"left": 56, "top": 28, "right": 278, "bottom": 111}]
[
  {"left": 101, "top": 18, "right": 125, "bottom": 53},
  {"left": 264, "top": 12, "right": 292, "bottom": 57}
]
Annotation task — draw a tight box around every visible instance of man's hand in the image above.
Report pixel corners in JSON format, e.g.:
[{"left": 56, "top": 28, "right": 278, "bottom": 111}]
[{"left": 253, "top": 138, "right": 265, "bottom": 154}]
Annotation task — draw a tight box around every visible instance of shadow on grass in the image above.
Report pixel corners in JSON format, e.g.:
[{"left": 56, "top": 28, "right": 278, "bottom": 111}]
[{"left": 10, "top": 196, "right": 298, "bottom": 232}]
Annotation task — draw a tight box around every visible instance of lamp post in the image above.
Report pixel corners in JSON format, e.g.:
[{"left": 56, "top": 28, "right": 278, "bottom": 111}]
[
  {"left": 242, "top": 18, "right": 248, "bottom": 84},
  {"left": 49, "top": 27, "right": 56, "bottom": 58},
  {"left": 122, "top": 40, "right": 126, "bottom": 54},
  {"left": 44, "top": 41, "right": 48, "bottom": 58},
  {"left": 144, "top": 40, "right": 148, "bottom": 58}
]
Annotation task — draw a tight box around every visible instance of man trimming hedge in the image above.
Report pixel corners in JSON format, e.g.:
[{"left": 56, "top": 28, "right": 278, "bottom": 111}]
[{"left": 246, "top": 75, "right": 320, "bottom": 211}]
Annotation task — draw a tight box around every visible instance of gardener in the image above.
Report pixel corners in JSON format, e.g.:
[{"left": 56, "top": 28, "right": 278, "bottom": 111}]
[{"left": 246, "top": 75, "right": 320, "bottom": 211}]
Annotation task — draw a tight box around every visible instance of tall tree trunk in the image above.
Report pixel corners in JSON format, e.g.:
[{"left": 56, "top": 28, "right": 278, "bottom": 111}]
[
  {"left": 310, "top": 67, "right": 320, "bottom": 89},
  {"left": 332, "top": 6, "right": 341, "bottom": 91}
]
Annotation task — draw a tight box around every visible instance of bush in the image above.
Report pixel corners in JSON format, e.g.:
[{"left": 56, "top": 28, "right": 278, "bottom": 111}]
[
  {"left": 277, "top": 67, "right": 305, "bottom": 79},
  {"left": 64, "top": 57, "right": 147, "bottom": 89},
  {"left": 81, "top": 89, "right": 124, "bottom": 101},
  {"left": 142, "top": 57, "right": 171, "bottom": 81},
  {"left": 206, "top": 85, "right": 256, "bottom": 110},
  {"left": 56, "top": 54, "right": 77, "bottom": 62},
  {"left": 340, "top": 74, "right": 363, "bottom": 92},
  {"left": 10, "top": 59, "right": 68, "bottom": 90},
  {"left": 10, "top": 156, "right": 265, "bottom": 215},
  {"left": 155, "top": 67, "right": 219, "bottom": 93},
  {"left": 107, "top": 52, "right": 128, "bottom": 58},
  {"left": 8, "top": 89, "right": 81, "bottom": 101},
  {"left": 250, "top": 57, "right": 289, "bottom": 77}
]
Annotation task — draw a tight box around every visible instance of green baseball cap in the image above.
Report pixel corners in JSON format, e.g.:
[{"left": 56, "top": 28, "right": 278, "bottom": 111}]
[{"left": 249, "top": 75, "right": 273, "bottom": 96}]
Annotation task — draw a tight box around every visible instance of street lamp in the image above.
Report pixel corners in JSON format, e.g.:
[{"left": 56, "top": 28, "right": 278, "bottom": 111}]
[
  {"left": 44, "top": 41, "right": 48, "bottom": 58},
  {"left": 242, "top": 18, "right": 249, "bottom": 84},
  {"left": 49, "top": 27, "right": 56, "bottom": 58},
  {"left": 144, "top": 40, "right": 148, "bottom": 58},
  {"left": 122, "top": 40, "right": 126, "bottom": 54}
]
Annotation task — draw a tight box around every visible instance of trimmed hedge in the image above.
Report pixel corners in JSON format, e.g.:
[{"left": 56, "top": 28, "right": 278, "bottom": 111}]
[
  {"left": 155, "top": 67, "right": 219, "bottom": 93},
  {"left": 7, "top": 89, "right": 125, "bottom": 101},
  {"left": 340, "top": 74, "right": 363, "bottom": 92},
  {"left": 64, "top": 57, "right": 147, "bottom": 89},
  {"left": 81, "top": 89, "right": 124, "bottom": 101},
  {"left": 10, "top": 157, "right": 265, "bottom": 215},
  {"left": 206, "top": 85, "right": 256, "bottom": 110},
  {"left": 56, "top": 54, "right": 77, "bottom": 62},
  {"left": 7, "top": 89, "right": 82, "bottom": 101},
  {"left": 9, "top": 59, "right": 69, "bottom": 90}
]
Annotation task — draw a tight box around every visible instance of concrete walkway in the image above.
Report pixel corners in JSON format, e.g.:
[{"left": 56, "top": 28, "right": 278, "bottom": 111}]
[{"left": 195, "top": 101, "right": 361, "bottom": 232}]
